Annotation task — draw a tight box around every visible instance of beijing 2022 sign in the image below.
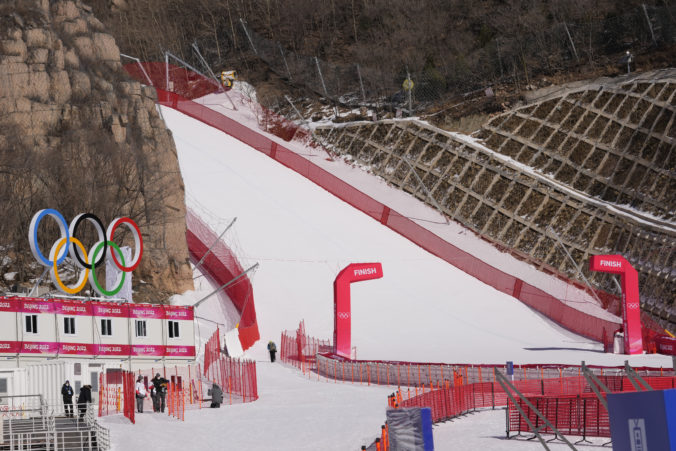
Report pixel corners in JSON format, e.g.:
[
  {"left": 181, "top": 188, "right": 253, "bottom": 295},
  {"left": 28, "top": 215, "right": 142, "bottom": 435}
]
[{"left": 29, "top": 209, "right": 143, "bottom": 296}]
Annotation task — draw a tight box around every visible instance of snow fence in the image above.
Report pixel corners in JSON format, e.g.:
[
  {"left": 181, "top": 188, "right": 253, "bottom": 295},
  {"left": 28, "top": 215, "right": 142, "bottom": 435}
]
[
  {"left": 185, "top": 208, "right": 259, "bottom": 351},
  {"left": 125, "top": 62, "right": 623, "bottom": 344}
]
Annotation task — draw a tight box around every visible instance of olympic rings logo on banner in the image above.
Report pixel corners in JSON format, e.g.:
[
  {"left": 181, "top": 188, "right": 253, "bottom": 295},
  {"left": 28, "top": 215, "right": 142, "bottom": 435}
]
[
  {"left": 29, "top": 209, "right": 143, "bottom": 297},
  {"left": 337, "top": 312, "right": 350, "bottom": 320},
  {"left": 626, "top": 303, "right": 640, "bottom": 310}
]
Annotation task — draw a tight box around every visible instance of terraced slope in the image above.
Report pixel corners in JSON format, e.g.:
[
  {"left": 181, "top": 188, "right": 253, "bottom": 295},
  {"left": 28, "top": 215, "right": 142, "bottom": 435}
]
[{"left": 315, "top": 69, "right": 675, "bottom": 329}]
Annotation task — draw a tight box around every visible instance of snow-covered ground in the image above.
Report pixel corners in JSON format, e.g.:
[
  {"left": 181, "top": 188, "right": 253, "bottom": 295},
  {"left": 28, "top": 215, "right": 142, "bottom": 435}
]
[{"left": 101, "top": 99, "right": 673, "bottom": 450}]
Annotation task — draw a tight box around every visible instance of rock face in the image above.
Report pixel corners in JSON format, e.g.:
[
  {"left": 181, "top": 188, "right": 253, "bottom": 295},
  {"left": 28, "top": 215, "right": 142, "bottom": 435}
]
[{"left": 0, "top": 0, "right": 193, "bottom": 300}]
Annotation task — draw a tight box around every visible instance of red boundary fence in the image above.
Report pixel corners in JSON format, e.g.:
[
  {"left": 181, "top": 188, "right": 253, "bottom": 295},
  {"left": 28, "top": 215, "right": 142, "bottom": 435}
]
[
  {"left": 397, "top": 375, "right": 676, "bottom": 440},
  {"left": 124, "top": 62, "right": 666, "bottom": 346},
  {"left": 203, "top": 325, "right": 221, "bottom": 378},
  {"left": 99, "top": 370, "right": 136, "bottom": 424},
  {"left": 185, "top": 209, "right": 259, "bottom": 351},
  {"left": 203, "top": 328, "right": 258, "bottom": 403},
  {"left": 280, "top": 320, "right": 332, "bottom": 370},
  {"left": 315, "top": 352, "right": 675, "bottom": 387}
]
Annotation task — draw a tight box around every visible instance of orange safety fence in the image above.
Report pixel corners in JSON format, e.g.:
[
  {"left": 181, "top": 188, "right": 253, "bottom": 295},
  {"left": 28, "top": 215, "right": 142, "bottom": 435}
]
[
  {"left": 280, "top": 320, "right": 332, "bottom": 371},
  {"left": 315, "top": 352, "right": 675, "bottom": 387},
  {"left": 379, "top": 375, "right": 676, "bottom": 443},
  {"left": 98, "top": 370, "right": 136, "bottom": 424},
  {"left": 203, "top": 328, "right": 259, "bottom": 403}
]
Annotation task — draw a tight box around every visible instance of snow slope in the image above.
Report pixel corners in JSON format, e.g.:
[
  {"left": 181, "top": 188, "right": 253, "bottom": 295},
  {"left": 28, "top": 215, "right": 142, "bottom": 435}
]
[
  {"left": 162, "top": 105, "right": 670, "bottom": 368},
  {"left": 100, "top": 97, "right": 674, "bottom": 451}
]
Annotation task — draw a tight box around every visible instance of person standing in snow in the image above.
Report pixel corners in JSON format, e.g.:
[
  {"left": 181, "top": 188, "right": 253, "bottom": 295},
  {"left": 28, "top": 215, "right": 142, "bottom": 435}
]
[
  {"left": 77, "top": 384, "right": 92, "bottom": 419},
  {"left": 135, "top": 375, "right": 147, "bottom": 413},
  {"left": 267, "top": 341, "right": 277, "bottom": 362},
  {"left": 150, "top": 373, "right": 168, "bottom": 413},
  {"left": 61, "top": 380, "right": 74, "bottom": 418}
]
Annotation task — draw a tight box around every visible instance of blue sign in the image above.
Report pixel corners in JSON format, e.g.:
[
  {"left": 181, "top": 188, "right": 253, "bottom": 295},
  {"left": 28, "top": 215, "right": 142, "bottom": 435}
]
[
  {"left": 608, "top": 389, "right": 676, "bottom": 451},
  {"left": 506, "top": 361, "right": 514, "bottom": 376}
]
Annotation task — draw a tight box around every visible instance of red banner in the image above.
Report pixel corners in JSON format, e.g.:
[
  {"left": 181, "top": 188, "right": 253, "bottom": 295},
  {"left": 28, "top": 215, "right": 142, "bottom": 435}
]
[
  {"left": 21, "top": 341, "right": 58, "bottom": 354},
  {"left": 20, "top": 299, "right": 55, "bottom": 314},
  {"left": 54, "top": 300, "right": 93, "bottom": 316},
  {"left": 164, "top": 307, "right": 194, "bottom": 320},
  {"left": 165, "top": 345, "right": 196, "bottom": 357},
  {"left": 129, "top": 305, "right": 165, "bottom": 319},
  {"left": 91, "top": 303, "right": 128, "bottom": 318},
  {"left": 58, "top": 342, "right": 95, "bottom": 355},
  {"left": 131, "top": 344, "right": 164, "bottom": 356},
  {"left": 93, "top": 344, "right": 131, "bottom": 356},
  {"left": 0, "top": 341, "right": 20, "bottom": 353}
]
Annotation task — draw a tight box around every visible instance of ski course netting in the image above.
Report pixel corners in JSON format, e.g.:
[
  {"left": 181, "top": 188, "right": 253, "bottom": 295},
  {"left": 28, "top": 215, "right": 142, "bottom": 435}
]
[
  {"left": 125, "top": 62, "right": 624, "bottom": 344},
  {"left": 185, "top": 209, "right": 259, "bottom": 351}
]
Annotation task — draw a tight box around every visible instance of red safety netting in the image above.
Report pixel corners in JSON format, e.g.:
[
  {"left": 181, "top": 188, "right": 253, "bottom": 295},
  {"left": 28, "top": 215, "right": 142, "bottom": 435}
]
[
  {"left": 124, "top": 62, "right": 219, "bottom": 99},
  {"left": 123, "top": 61, "right": 665, "bottom": 347},
  {"left": 203, "top": 326, "right": 221, "bottom": 379},
  {"left": 280, "top": 320, "right": 332, "bottom": 370},
  {"left": 185, "top": 209, "right": 259, "bottom": 351}
]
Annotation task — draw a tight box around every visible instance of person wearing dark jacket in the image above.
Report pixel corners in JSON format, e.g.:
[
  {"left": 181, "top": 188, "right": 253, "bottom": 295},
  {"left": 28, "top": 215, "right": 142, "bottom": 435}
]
[
  {"left": 150, "top": 373, "right": 168, "bottom": 413},
  {"left": 77, "top": 385, "right": 92, "bottom": 419},
  {"left": 209, "top": 383, "right": 223, "bottom": 408},
  {"left": 267, "top": 341, "right": 277, "bottom": 362},
  {"left": 61, "top": 381, "right": 74, "bottom": 418}
]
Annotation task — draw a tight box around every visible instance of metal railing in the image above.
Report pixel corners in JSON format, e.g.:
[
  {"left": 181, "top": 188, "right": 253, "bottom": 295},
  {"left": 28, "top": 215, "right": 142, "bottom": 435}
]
[{"left": 0, "top": 402, "right": 110, "bottom": 451}]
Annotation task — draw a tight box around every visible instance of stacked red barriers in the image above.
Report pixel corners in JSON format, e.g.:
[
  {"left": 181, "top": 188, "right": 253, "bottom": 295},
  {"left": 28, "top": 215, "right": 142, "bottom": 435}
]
[{"left": 123, "top": 62, "right": 664, "bottom": 347}]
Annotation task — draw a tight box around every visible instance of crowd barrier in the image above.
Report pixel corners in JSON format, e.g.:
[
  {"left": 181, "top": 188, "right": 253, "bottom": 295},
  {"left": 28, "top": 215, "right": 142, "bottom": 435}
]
[
  {"left": 280, "top": 320, "right": 332, "bottom": 370},
  {"left": 99, "top": 364, "right": 208, "bottom": 423},
  {"left": 315, "top": 352, "right": 674, "bottom": 387},
  {"left": 203, "top": 325, "right": 221, "bottom": 378},
  {"left": 186, "top": 209, "right": 259, "bottom": 351},
  {"left": 392, "top": 374, "right": 676, "bottom": 444},
  {"left": 203, "top": 328, "right": 258, "bottom": 403},
  {"left": 123, "top": 62, "right": 629, "bottom": 345},
  {"left": 99, "top": 370, "right": 136, "bottom": 424}
]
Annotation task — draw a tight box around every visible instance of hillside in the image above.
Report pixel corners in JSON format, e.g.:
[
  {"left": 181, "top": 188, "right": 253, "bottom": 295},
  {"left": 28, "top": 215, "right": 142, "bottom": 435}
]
[{"left": 0, "top": 0, "right": 193, "bottom": 299}]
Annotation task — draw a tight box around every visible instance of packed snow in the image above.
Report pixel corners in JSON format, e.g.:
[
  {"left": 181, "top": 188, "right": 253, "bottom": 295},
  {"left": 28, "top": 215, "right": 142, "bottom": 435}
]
[{"left": 100, "top": 98, "right": 673, "bottom": 451}]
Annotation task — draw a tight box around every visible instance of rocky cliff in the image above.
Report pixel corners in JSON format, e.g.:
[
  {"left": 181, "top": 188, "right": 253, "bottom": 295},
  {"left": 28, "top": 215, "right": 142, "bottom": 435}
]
[{"left": 0, "top": 0, "right": 193, "bottom": 300}]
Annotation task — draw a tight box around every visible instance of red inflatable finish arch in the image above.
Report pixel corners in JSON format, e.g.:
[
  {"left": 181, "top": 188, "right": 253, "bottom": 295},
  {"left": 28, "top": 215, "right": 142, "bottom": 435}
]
[
  {"left": 589, "top": 255, "right": 643, "bottom": 355},
  {"left": 333, "top": 263, "right": 383, "bottom": 358}
]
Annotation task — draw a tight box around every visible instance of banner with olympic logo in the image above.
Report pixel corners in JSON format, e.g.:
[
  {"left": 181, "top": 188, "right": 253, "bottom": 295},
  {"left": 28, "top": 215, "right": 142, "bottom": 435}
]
[{"left": 29, "top": 209, "right": 143, "bottom": 297}]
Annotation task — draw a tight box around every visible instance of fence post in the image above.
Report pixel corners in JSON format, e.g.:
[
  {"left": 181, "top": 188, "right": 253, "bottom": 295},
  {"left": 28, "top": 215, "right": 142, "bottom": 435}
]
[
  {"left": 279, "top": 43, "right": 292, "bottom": 80},
  {"left": 356, "top": 64, "right": 366, "bottom": 102},
  {"left": 314, "top": 56, "right": 330, "bottom": 99}
]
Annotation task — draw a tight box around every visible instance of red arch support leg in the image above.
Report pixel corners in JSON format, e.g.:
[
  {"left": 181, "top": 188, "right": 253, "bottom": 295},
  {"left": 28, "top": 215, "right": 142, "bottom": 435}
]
[
  {"left": 333, "top": 263, "right": 383, "bottom": 358},
  {"left": 590, "top": 255, "right": 643, "bottom": 355}
]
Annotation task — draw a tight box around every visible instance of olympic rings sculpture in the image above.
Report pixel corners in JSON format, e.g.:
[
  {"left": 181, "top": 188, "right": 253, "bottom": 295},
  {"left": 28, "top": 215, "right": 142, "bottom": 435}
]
[{"left": 28, "top": 209, "right": 143, "bottom": 296}]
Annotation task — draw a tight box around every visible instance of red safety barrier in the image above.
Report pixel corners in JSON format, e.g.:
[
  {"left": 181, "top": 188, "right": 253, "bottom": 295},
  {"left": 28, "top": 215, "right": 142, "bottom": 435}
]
[
  {"left": 186, "top": 209, "right": 259, "bottom": 351},
  {"left": 397, "top": 374, "right": 676, "bottom": 439},
  {"left": 203, "top": 326, "right": 221, "bottom": 380},
  {"left": 315, "top": 352, "right": 674, "bottom": 387},
  {"left": 202, "top": 328, "right": 258, "bottom": 402},
  {"left": 123, "top": 63, "right": 669, "bottom": 347},
  {"left": 280, "top": 320, "right": 332, "bottom": 371}
]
